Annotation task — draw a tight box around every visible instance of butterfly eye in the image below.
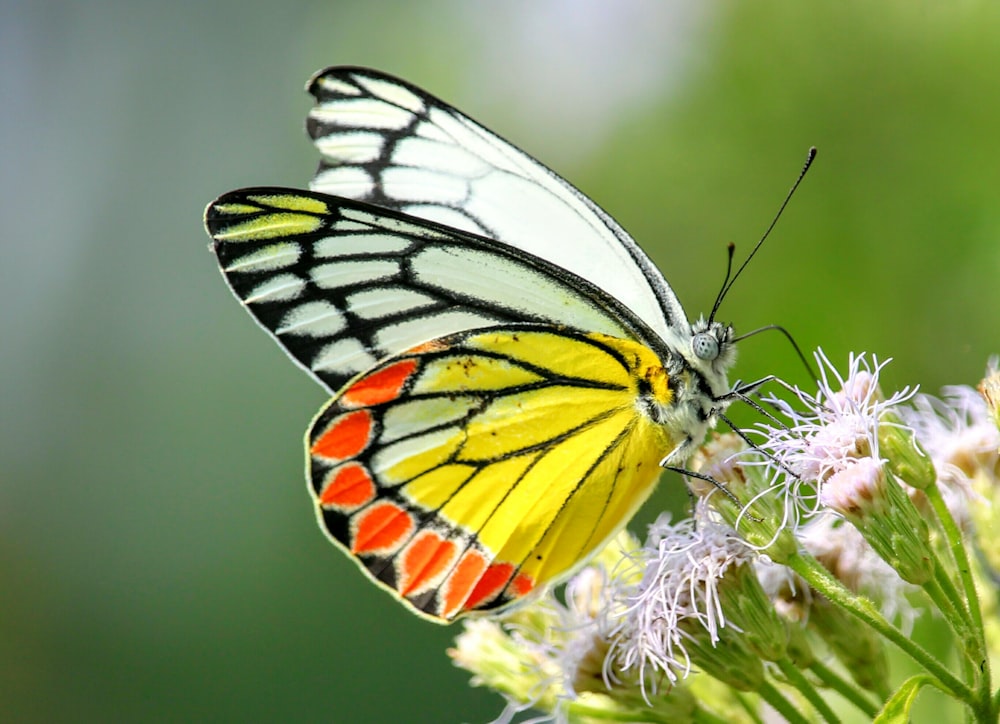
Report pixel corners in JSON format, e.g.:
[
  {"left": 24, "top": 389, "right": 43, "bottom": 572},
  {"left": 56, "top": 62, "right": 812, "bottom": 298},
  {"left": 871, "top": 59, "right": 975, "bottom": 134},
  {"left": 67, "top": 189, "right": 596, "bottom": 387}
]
[{"left": 692, "top": 332, "right": 720, "bottom": 362}]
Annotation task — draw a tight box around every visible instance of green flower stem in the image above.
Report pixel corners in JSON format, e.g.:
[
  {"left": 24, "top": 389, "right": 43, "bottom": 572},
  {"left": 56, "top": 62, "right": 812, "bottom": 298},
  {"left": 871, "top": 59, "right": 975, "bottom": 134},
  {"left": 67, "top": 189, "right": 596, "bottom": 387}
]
[
  {"left": 926, "top": 560, "right": 984, "bottom": 715},
  {"left": 923, "top": 570, "right": 981, "bottom": 707},
  {"left": 733, "top": 693, "right": 766, "bottom": 724},
  {"left": 924, "top": 484, "right": 982, "bottom": 631},
  {"left": 923, "top": 483, "right": 992, "bottom": 698},
  {"left": 691, "top": 707, "right": 733, "bottom": 724},
  {"left": 808, "top": 658, "right": 879, "bottom": 718},
  {"left": 756, "top": 678, "right": 811, "bottom": 724},
  {"left": 776, "top": 657, "right": 841, "bottom": 723},
  {"left": 787, "top": 551, "right": 972, "bottom": 703},
  {"left": 924, "top": 565, "right": 973, "bottom": 644},
  {"left": 931, "top": 558, "right": 969, "bottom": 624}
]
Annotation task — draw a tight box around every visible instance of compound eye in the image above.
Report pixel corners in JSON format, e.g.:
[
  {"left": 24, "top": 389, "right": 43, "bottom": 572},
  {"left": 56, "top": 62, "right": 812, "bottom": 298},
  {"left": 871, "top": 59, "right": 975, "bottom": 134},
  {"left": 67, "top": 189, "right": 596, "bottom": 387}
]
[{"left": 692, "top": 332, "right": 720, "bottom": 361}]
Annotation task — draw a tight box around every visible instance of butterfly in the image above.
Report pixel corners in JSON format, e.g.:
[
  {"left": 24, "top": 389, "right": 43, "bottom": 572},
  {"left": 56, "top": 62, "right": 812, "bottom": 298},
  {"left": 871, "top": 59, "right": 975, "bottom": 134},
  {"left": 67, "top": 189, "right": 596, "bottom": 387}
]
[{"left": 204, "top": 66, "right": 738, "bottom": 622}]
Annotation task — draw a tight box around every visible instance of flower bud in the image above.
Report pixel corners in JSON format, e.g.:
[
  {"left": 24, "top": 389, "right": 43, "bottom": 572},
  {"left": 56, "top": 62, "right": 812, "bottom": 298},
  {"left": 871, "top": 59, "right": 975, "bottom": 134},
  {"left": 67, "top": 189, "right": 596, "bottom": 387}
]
[{"left": 821, "top": 460, "right": 933, "bottom": 585}]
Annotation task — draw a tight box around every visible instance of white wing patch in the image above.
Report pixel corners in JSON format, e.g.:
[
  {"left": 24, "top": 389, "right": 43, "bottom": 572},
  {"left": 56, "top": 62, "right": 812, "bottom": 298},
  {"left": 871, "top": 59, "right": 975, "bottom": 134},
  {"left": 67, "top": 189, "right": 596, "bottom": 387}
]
[
  {"left": 311, "top": 166, "right": 375, "bottom": 197},
  {"left": 224, "top": 242, "right": 301, "bottom": 273},
  {"left": 393, "top": 137, "right": 489, "bottom": 177},
  {"left": 313, "top": 337, "right": 377, "bottom": 376},
  {"left": 277, "top": 301, "right": 345, "bottom": 337},
  {"left": 245, "top": 273, "right": 305, "bottom": 304},
  {"left": 395, "top": 205, "right": 478, "bottom": 235},
  {"left": 355, "top": 75, "right": 425, "bottom": 113},
  {"left": 374, "top": 310, "right": 502, "bottom": 354},
  {"left": 411, "top": 246, "right": 629, "bottom": 339},
  {"left": 313, "top": 131, "right": 385, "bottom": 164},
  {"left": 310, "top": 259, "right": 400, "bottom": 290},
  {"left": 379, "top": 396, "right": 480, "bottom": 445},
  {"left": 311, "top": 98, "right": 413, "bottom": 130},
  {"left": 346, "top": 287, "right": 437, "bottom": 319},
  {"left": 381, "top": 167, "right": 469, "bottom": 205},
  {"left": 314, "top": 233, "right": 412, "bottom": 258}
]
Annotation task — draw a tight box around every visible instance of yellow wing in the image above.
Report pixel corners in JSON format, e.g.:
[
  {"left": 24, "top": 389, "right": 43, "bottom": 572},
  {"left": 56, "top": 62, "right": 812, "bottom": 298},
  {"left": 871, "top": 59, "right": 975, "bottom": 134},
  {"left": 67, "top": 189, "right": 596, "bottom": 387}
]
[{"left": 308, "top": 325, "right": 682, "bottom": 622}]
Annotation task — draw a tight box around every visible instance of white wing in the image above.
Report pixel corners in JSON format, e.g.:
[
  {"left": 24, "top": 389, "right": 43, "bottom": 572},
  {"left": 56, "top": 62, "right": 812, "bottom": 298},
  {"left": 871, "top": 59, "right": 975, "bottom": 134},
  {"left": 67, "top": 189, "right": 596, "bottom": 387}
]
[
  {"left": 205, "top": 188, "right": 661, "bottom": 393},
  {"left": 306, "top": 66, "right": 690, "bottom": 346}
]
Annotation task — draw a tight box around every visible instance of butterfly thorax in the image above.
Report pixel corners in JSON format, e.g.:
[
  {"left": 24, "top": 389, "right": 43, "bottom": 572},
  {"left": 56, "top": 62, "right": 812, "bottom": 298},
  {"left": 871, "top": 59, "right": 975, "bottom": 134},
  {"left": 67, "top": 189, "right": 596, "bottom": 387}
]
[
  {"left": 587, "top": 329, "right": 732, "bottom": 466},
  {"left": 627, "top": 318, "right": 736, "bottom": 466}
]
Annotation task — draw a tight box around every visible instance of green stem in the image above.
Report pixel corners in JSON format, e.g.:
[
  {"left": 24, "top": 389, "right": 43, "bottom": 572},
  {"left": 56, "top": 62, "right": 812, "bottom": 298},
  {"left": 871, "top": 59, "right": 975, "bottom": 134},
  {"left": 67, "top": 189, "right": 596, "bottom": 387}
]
[
  {"left": 733, "top": 693, "right": 766, "bottom": 724},
  {"left": 923, "top": 483, "right": 993, "bottom": 718},
  {"left": 756, "top": 678, "right": 811, "bottom": 724},
  {"left": 929, "top": 559, "right": 970, "bottom": 631},
  {"left": 691, "top": 707, "right": 733, "bottom": 724},
  {"left": 776, "top": 657, "right": 841, "bottom": 723},
  {"left": 921, "top": 557, "right": 982, "bottom": 706},
  {"left": 924, "top": 485, "right": 983, "bottom": 636},
  {"left": 787, "top": 551, "right": 972, "bottom": 702},
  {"left": 808, "top": 658, "right": 880, "bottom": 717}
]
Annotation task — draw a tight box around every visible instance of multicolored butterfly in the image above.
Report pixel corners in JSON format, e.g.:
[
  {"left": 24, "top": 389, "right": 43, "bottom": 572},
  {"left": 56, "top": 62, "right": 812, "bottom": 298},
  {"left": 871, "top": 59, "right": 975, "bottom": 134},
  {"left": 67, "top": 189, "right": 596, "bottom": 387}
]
[{"left": 204, "top": 66, "right": 737, "bottom": 622}]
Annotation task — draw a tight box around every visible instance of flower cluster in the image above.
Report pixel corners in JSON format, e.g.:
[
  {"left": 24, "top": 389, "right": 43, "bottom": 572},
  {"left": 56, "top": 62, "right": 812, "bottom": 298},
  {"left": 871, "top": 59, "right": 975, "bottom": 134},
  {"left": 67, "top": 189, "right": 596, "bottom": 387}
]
[{"left": 450, "top": 351, "right": 1000, "bottom": 723}]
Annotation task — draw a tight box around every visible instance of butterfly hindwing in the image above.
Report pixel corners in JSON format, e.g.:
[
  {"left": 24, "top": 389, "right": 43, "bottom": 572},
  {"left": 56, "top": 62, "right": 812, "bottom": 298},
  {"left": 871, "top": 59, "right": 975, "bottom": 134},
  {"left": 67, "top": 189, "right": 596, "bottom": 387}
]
[
  {"left": 206, "top": 188, "right": 659, "bottom": 393},
  {"left": 306, "top": 66, "right": 689, "bottom": 343},
  {"left": 308, "top": 325, "right": 680, "bottom": 621}
]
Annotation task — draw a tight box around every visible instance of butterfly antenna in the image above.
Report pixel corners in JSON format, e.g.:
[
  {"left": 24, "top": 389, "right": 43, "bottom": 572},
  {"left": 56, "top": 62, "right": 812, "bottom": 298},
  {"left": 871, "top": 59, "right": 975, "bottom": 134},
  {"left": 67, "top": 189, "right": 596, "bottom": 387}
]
[
  {"left": 732, "top": 323, "right": 819, "bottom": 381},
  {"left": 707, "top": 243, "right": 737, "bottom": 325},
  {"left": 709, "top": 147, "right": 817, "bottom": 323}
]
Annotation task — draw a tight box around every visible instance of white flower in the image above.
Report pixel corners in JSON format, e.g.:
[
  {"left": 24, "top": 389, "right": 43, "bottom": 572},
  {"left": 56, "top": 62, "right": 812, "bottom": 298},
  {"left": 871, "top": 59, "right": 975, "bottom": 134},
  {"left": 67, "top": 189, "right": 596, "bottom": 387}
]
[
  {"left": 899, "top": 386, "right": 1000, "bottom": 493},
  {"left": 754, "top": 350, "right": 916, "bottom": 519},
  {"left": 607, "top": 510, "right": 761, "bottom": 698}
]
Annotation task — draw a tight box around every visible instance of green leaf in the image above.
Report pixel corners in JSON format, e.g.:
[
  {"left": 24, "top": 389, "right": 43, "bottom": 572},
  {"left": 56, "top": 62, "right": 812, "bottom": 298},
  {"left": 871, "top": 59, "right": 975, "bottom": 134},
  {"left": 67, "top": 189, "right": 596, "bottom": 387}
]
[{"left": 874, "top": 675, "right": 940, "bottom": 723}]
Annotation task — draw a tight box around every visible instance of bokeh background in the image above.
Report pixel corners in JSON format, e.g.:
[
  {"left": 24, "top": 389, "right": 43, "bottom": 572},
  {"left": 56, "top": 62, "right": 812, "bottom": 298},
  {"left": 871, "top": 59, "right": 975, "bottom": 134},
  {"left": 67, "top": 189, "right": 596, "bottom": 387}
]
[{"left": 3, "top": 1, "right": 999, "bottom": 721}]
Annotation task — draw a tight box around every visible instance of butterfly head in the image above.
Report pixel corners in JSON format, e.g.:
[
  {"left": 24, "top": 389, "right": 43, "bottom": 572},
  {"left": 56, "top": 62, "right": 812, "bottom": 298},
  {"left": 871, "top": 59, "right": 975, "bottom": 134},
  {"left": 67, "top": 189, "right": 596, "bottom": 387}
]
[{"left": 689, "top": 317, "right": 737, "bottom": 390}]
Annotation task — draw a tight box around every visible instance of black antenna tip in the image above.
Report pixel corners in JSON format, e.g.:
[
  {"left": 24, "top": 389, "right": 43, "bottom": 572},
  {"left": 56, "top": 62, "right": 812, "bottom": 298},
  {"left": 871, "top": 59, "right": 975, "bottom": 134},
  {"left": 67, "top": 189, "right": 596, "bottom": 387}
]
[
  {"left": 727, "top": 241, "right": 736, "bottom": 252},
  {"left": 712, "top": 148, "right": 816, "bottom": 313},
  {"left": 803, "top": 147, "right": 817, "bottom": 171}
]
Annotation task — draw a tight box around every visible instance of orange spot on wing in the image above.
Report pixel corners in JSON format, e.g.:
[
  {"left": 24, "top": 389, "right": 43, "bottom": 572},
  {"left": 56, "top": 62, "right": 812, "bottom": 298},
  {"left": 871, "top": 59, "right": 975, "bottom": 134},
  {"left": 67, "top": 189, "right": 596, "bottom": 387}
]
[
  {"left": 510, "top": 573, "right": 535, "bottom": 598},
  {"left": 464, "top": 562, "right": 514, "bottom": 611},
  {"left": 311, "top": 410, "right": 372, "bottom": 461},
  {"left": 441, "top": 549, "right": 489, "bottom": 618},
  {"left": 340, "top": 359, "right": 418, "bottom": 408},
  {"left": 351, "top": 501, "right": 413, "bottom": 555},
  {"left": 399, "top": 531, "right": 457, "bottom": 596},
  {"left": 318, "top": 463, "right": 375, "bottom": 510}
]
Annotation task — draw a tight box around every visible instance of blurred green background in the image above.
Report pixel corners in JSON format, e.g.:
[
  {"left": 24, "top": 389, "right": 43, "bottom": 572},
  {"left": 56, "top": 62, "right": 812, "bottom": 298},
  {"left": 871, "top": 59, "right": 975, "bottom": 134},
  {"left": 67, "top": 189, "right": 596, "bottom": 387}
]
[{"left": 3, "top": 1, "right": 999, "bottom": 721}]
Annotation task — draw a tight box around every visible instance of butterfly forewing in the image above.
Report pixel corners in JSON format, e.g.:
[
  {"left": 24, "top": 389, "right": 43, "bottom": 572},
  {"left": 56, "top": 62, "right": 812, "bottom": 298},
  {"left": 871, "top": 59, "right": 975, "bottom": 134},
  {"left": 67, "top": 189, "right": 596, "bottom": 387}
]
[
  {"left": 206, "top": 188, "right": 655, "bottom": 393},
  {"left": 306, "top": 67, "right": 690, "bottom": 343},
  {"left": 308, "top": 326, "right": 680, "bottom": 621}
]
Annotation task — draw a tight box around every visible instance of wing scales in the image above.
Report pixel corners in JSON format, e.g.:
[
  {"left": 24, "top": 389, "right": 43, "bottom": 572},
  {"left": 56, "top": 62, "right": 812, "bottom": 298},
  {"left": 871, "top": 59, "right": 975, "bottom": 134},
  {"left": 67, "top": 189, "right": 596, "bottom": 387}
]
[
  {"left": 306, "top": 67, "right": 689, "bottom": 342},
  {"left": 206, "top": 188, "right": 655, "bottom": 392},
  {"left": 307, "top": 326, "right": 677, "bottom": 621}
]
